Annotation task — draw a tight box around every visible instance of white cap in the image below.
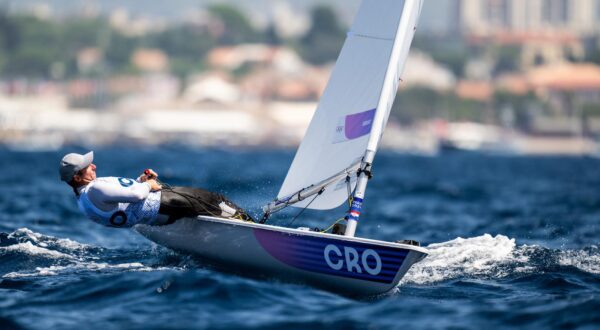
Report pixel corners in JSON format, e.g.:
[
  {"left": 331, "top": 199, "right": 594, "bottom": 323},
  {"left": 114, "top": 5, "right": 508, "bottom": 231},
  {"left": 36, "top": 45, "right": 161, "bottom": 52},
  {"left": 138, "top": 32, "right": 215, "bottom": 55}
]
[{"left": 59, "top": 151, "right": 94, "bottom": 182}]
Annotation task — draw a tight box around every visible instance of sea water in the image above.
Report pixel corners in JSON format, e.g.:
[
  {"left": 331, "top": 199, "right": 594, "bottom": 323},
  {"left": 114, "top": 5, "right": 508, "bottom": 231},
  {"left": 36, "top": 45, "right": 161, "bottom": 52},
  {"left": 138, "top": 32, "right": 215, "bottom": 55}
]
[{"left": 0, "top": 147, "right": 598, "bottom": 329}]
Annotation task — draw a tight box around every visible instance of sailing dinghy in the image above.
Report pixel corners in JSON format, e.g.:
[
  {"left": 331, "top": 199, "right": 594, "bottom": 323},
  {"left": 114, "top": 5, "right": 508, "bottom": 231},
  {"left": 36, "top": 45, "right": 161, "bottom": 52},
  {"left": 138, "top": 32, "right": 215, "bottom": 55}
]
[{"left": 136, "top": 0, "right": 428, "bottom": 296}]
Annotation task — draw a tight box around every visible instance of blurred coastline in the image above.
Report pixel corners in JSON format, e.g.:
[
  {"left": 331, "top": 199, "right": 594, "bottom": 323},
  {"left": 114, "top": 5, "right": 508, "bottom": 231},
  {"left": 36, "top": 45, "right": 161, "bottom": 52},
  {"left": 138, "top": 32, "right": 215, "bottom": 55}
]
[
  {"left": 2, "top": 95, "right": 596, "bottom": 156},
  {"left": 1, "top": 0, "right": 600, "bottom": 155}
]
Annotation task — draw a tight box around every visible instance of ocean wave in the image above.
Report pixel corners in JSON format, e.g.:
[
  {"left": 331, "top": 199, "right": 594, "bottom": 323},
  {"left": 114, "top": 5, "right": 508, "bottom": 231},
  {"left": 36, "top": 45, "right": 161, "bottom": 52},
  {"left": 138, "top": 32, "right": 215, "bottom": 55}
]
[
  {"left": 0, "top": 228, "right": 180, "bottom": 280},
  {"left": 14, "top": 228, "right": 90, "bottom": 251},
  {"left": 402, "top": 234, "right": 600, "bottom": 285},
  {"left": 3, "top": 229, "right": 598, "bottom": 285},
  {"left": 0, "top": 241, "right": 74, "bottom": 260},
  {"left": 403, "top": 234, "right": 518, "bottom": 284},
  {"left": 2, "top": 262, "right": 155, "bottom": 278},
  {"left": 558, "top": 246, "right": 600, "bottom": 275}
]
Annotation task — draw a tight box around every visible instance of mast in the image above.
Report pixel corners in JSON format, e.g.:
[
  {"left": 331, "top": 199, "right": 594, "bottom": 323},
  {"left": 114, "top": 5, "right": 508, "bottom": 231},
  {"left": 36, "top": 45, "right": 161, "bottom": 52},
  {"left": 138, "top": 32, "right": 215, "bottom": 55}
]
[{"left": 345, "top": 0, "right": 423, "bottom": 237}]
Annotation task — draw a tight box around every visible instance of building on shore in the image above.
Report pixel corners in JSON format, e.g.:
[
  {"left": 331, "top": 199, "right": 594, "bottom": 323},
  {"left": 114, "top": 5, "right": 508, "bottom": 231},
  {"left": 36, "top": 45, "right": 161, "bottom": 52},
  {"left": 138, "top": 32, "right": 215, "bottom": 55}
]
[{"left": 461, "top": 0, "right": 598, "bottom": 36}]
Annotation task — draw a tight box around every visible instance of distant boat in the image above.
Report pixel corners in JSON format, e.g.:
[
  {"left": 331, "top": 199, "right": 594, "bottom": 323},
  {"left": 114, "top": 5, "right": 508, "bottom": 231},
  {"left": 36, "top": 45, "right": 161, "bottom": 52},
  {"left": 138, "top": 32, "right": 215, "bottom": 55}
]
[
  {"left": 436, "top": 121, "right": 520, "bottom": 155},
  {"left": 136, "top": 0, "right": 428, "bottom": 296}
]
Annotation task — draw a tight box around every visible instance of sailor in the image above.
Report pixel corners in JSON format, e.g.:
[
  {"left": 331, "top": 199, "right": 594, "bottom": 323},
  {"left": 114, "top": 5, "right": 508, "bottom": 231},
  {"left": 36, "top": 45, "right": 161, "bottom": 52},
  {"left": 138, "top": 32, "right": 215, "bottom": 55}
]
[{"left": 59, "top": 151, "right": 252, "bottom": 228}]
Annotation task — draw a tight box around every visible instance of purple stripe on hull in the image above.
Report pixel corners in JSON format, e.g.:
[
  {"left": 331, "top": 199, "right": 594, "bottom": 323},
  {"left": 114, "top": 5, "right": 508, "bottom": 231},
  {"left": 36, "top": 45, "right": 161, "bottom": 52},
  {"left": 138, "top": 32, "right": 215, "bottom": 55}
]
[{"left": 254, "top": 229, "right": 407, "bottom": 284}]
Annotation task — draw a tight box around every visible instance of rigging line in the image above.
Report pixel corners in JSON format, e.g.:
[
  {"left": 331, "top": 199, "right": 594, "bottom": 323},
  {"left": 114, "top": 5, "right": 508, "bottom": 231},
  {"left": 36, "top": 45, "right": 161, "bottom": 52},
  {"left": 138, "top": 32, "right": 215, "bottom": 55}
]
[
  {"left": 156, "top": 177, "right": 253, "bottom": 222},
  {"left": 320, "top": 217, "right": 346, "bottom": 233},
  {"left": 259, "top": 194, "right": 299, "bottom": 224},
  {"left": 264, "top": 160, "right": 361, "bottom": 214},
  {"left": 162, "top": 188, "right": 223, "bottom": 218},
  {"left": 286, "top": 188, "right": 324, "bottom": 227},
  {"left": 263, "top": 201, "right": 289, "bottom": 216},
  {"left": 156, "top": 178, "right": 172, "bottom": 189},
  {"left": 162, "top": 188, "right": 254, "bottom": 222},
  {"left": 264, "top": 165, "right": 360, "bottom": 223},
  {"left": 314, "top": 176, "right": 354, "bottom": 234},
  {"left": 261, "top": 179, "right": 334, "bottom": 223},
  {"left": 263, "top": 179, "right": 328, "bottom": 220}
]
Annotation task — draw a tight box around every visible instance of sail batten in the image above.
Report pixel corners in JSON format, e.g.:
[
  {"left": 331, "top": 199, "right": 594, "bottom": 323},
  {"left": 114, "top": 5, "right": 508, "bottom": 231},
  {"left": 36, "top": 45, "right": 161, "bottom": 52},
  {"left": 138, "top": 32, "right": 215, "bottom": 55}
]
[
  {"left": 274, "top": 0, "right": 423, "bottom": 211},
  {"left": 351, "top": 34, "right": 395, "bottom": 42}
]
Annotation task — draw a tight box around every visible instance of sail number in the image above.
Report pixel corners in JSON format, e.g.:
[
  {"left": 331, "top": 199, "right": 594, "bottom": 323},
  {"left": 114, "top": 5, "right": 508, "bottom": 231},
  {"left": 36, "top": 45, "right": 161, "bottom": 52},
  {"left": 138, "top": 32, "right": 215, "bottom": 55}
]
[{"left": 324, "top": 244, "right": 382, "bottom": 275}]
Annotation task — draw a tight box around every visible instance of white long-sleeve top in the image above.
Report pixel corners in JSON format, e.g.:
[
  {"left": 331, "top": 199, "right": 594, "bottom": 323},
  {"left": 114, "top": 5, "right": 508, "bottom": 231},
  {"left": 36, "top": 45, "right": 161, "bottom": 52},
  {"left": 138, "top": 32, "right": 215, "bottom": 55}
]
[{"left": 77, "top": 177, "right": 161, "bottom": 227}]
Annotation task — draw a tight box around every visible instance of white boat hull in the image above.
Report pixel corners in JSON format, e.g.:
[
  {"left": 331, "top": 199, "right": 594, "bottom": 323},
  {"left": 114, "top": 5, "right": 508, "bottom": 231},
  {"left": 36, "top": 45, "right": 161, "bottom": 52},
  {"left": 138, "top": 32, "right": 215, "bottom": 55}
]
[{"left": 135, "top": 216, "right": 428, "bottom": 296}]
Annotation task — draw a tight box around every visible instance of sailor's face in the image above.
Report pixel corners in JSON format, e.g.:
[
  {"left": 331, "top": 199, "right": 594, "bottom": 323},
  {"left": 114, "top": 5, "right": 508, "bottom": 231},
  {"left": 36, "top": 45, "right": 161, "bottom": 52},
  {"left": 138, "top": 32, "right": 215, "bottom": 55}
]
[{"left": 75, "top": 163, "right": 96, "bottom": 183}]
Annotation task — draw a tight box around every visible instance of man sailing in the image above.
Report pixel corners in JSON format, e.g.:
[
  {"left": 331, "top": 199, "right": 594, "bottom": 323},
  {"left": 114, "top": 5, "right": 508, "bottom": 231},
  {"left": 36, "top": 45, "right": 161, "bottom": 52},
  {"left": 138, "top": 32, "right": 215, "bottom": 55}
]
[{"left": 59, "top": 151, "right": 252, "bottom": 228}]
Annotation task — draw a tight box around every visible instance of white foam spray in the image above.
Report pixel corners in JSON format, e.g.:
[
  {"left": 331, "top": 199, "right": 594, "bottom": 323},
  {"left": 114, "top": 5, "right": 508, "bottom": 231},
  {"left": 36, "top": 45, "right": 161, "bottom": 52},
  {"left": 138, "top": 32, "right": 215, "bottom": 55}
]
[
  {"left": 1, "top": 228, "right": 176, "bottom": 279},
  {"left": 1, "top": 241, "right": 75, "bottom": 259},
  {"left": 558, "top": 246, "right": 600, "bottom": 275},
  {"left": 403, "top": 234, "right": 520, "bottom": 284}
]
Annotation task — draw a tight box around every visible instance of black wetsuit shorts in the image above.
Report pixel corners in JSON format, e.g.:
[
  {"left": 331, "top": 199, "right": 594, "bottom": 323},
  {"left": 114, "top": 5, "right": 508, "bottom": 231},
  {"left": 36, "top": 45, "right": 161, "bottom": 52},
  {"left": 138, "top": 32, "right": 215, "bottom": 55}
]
[{"left": 158, "top": 186, "right": 251, "bottom": 223}]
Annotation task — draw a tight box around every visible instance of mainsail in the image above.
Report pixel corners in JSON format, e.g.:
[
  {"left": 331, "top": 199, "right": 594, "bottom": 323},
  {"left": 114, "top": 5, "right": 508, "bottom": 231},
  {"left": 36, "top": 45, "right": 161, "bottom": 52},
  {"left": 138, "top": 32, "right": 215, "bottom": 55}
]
[{"left": 273, "top": 0, "right": 424, "bottom": 211}]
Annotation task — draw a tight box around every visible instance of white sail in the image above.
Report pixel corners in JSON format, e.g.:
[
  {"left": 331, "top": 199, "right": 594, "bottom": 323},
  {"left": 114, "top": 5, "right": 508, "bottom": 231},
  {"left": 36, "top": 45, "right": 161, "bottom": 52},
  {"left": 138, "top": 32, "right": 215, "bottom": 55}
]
[{"left": 276, "top": 0, "right": 424, "bottom": 210}]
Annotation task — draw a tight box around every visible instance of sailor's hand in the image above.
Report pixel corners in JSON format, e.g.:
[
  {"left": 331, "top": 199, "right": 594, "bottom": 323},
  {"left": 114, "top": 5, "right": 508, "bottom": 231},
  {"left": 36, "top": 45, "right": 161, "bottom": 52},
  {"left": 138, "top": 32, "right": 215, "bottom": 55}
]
[
  {"left": 140, "top": 169, "right": 158, "bottom": 181},
  {"left": 146, "top": 179, "right": 162, "bottom": 191}
]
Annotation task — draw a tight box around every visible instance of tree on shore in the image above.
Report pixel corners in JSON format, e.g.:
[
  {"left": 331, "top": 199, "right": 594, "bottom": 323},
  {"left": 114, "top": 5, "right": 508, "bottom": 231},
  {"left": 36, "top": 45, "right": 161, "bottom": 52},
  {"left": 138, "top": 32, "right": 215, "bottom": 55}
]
[{"left": 299, "top": 6, "right": 346, "bottom": 65}]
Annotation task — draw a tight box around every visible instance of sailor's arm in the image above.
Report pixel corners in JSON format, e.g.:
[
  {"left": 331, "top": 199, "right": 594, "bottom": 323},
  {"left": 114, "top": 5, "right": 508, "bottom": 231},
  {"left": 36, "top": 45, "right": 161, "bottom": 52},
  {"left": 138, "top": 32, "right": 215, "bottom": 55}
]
[
  {"left": 146, "top": 179, "right": 162, "bottom": 191},
  {"left": 90, "top": 178, "right": 159, "bottom": 204}
]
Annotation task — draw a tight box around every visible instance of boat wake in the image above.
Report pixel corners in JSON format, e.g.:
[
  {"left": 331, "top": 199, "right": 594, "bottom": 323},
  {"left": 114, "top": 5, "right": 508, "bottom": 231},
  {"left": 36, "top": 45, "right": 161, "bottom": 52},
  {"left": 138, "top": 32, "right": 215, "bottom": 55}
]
[
  {"left": 2, "top": 229, "right": 598, "bottom": 286},
  {"left": 403, "top": 234, "right": 600, "bottom": 285},
  {"left": 0, "top": 228, "right": 185, "bottom": 279}
]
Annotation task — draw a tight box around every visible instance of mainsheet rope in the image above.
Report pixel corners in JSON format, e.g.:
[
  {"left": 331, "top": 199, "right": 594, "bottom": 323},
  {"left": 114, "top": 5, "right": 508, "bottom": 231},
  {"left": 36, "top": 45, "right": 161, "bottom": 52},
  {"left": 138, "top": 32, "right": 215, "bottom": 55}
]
[{"left": 266, "top": 175, "right": 355, "bottom": 232}]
